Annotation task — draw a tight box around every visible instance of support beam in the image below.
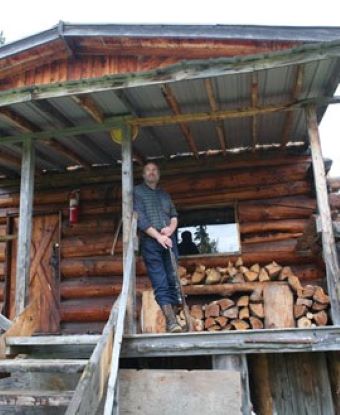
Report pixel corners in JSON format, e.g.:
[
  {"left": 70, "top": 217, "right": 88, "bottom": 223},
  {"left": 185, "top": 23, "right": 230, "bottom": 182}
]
[
  {"left": 251, "top": 74, "right": 259, "bottom": 152},
  {"left": 306, "top": 105, "right": 340, "bottom": 324},
  {"left": 204, "top": 79, "right": 227, "bottom": 154},
  {"left": 121, "top": 125, "right": 136, "bottom": 334},
  {"left": 15, "top": 138, "right": 35, "bottom": 315},
  {"left": 281, "top": 65, "right": 304, "bottom": 147},
  {"left": 161, "top": 84, "right": 199, "bottom": 158}
]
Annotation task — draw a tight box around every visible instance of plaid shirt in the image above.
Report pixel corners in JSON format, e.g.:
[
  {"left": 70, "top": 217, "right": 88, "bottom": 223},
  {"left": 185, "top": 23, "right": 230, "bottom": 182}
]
[{"left": 133, "top": 182, "right": 178, "bottom": 232}]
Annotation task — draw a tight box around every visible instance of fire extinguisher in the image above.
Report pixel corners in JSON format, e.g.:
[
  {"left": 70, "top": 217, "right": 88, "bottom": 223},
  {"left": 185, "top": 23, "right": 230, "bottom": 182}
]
[{"left": 69, "top": 190, "right": 80, "bottom": 225}]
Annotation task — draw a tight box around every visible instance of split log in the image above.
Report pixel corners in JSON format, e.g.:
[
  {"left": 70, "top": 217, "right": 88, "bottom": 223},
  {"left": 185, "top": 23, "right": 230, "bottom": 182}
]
[
  {"left": 258, "top": 268, "right": 270, "bottom": 282},
  {"left": 215, "top": 316, "right": 228, "bottom": 328},
  {"left": 205, "top": 268, "right": 221, "bottom": 284},
  {"left": 249, "top": 303, "right": 264, "bottom": 319},
  {"left": 265, "top": 262, "right": 282, "bottom": 279},
  {"left": 190, "top": 305, "right": 204, "bottom": 320},
  {"left": 244, "top": 271, "right": 259, "bottom": 282},
  {"left": 193, "top": 319, "right": 204, "bottom": 332},
  {"left": 300, "top": 285, "right": 315, "bottom": 298},
  {"left": 297, "top": 317, "right": 312, "bottom": 328},
  {"left": 205, "top": 303, "right": 220, "bottom": 318},
  {"left": 222, "top": 306, "right": 239, "bottom": 319},
  {"left": 311, "top": 302, "right": 328, "bottom": 311},
  {"left": 239, "top": 307, "right": 250, "bottom": 320},
  {"left": 230, "top": 319, "right": 250, "bottom": 330},
  {"left": 238, "top": 203, "right": 314, "bottom": 223},
  {"left": 205, "top": 318, "right": 216, "bottom": 330},
  {"left": 288, "top": 275, "right": 303, "bottom": 293},
  {"left": 294, "top": 304, "right": 307, "bottom": 319},
  {"left": 296, "top": 298, "right": 313, "bottom": 307},
  {"left": 278, "top": 266, "right": 294, "bottom": 281},
  {"left": 249, "top": 317, "right": 264, "bottom": 329},
  {"left": 232, "top": 273, "right": 245, "bottom": 283},
  {"left": 217, "top": 298, "right": 235, "bottom": 310},
  {"left": 313, "top": 287, "right": 330, "bottom": 305},
  {"left": 236, "top": 296, "right": 249, "bottom": 307},
  {"left": 250, "top": 287, "right": 263, "bottom": 303},
  {"left": 312, "top": 310, "right": 328, "bottom": 326}
]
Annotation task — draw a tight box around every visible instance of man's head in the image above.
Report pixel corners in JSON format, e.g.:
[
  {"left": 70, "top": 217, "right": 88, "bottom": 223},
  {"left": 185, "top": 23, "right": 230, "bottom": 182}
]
[
  {"left": 181, "top": 230, "right": 193, "bottom": 243},
  {"left": 143, "top": 161, "right": 160, "bottom": 187}
]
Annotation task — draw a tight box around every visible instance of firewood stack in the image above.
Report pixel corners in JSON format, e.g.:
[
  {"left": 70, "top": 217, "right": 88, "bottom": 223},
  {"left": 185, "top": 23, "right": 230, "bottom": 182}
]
[{"left": 176, "top": 257, "right": 331, "bottom": 331}]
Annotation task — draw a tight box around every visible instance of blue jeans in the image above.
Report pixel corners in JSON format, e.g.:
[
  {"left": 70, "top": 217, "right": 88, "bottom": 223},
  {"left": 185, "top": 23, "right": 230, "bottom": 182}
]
[{"left": 141, "top": 235, "right": 180, "bottom": 307}]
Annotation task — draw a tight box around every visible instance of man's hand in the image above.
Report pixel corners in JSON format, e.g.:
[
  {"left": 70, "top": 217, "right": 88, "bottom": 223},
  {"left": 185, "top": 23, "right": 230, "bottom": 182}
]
[
  {"left": 156, "top": 234, "right": 173, "bottom": 249},
  {"left": 160, "top": 226, "right": 172, "bottom": 237}
]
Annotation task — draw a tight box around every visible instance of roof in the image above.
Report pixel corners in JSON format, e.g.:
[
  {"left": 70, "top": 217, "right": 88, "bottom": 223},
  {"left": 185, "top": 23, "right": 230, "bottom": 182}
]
[{"left": 0, "top": 24, "right": 339, "bottom": 176}]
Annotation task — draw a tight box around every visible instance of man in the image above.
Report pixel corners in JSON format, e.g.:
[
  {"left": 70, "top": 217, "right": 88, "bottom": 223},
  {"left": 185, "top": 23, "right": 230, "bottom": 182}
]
[
  {"left": 178, "top": 230, "right": 199, "bottom": 256},
  {"left": 133, "top": 162, "right": 182, "bottom": 333}
]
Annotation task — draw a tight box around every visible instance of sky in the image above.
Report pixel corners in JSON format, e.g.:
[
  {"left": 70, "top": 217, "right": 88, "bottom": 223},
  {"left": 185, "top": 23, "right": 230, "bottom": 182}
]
[{"left": 1, "top": 0, "right": 339, "bottom": 176}]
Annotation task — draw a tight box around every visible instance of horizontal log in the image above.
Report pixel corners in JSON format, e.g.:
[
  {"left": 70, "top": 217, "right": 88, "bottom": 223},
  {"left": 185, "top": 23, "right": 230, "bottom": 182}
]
[
  {"left": 242, "top": 239, "right": 297, "bottom": 253},
  {"left": 242, "top": 233, "right": 302, "bottom": 244},
  {"left": 62, "top": 218, "right": 117, "bottom": 237},
  {"left": 163, "top": 163, "right": 309, "bottom": 195},
  {"left": 61, "top": 234, "right": 122, "bottom": 258},
  {"left": 238, "top": 203, "right": 314, "bottom": 223},
  {"left": 183, "top": 282, "right": 287, "bottom": 296},
  {"left": 174, "top": 180, "right": 311, "bottom": 207},
  {"left": 240, "top": 219, "right": 308, "bottom": 234},
  {"left": 235, "top": 195, "right": 317, "bottom": 210},
  {"left": 61, "top": 322, "right": 106, "bottom": 335},
  {"left": 327, "top": 177, "right": 340, "bottom": 192},
  {"left": 61, "top": 251, "right": 318, "bottom": 278},
  {"left": 60, "top": 299, "right": 116, "bottom": 322}
]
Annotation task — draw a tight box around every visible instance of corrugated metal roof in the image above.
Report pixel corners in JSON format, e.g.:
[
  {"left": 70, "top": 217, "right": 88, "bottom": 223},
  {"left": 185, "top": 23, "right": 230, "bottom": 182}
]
[{"left": 0, "top": 52, "right": 339, "bottom": 175}]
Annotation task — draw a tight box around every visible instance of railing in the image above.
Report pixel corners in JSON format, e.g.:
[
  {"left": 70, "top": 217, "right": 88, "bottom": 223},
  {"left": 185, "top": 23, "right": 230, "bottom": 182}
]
[{"left": 65, "top": 212, "right": 137, "bottom": 415}]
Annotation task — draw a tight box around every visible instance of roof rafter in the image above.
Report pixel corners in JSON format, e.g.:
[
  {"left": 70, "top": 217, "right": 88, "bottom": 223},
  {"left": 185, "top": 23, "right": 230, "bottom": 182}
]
[
  {"left": 204, "top": 79, "right": 227, "bottom": 155},
  {"left": 161, "top": 84, "right": 199, "bottom": 158}
]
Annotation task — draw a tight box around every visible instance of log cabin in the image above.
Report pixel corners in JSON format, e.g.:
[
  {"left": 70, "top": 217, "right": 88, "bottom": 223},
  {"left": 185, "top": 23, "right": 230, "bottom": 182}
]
[{"left": 0, "top": 22, "right": 339, "bottom": 414}]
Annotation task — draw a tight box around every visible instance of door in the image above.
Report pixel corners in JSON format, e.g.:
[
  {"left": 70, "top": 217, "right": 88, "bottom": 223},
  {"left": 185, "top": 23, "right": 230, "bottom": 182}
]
[{"left": 6, "top": 213, "right": 61, "bottom": 333}]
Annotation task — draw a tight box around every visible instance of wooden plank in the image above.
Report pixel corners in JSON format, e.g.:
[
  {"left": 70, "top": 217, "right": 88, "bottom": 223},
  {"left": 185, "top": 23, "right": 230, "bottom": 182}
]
[
  {"left": 141, "top": 290, "right": 166, "bottom": 333},
  {"left": 0, "top": 359, "right": 87, "bottom": 373},
  {"left": 263, "top": 283, "right": 295, "bottom": 329},
  {"left": 306, "top": 106, "right": 340, "bottom": 324},
  {"left": 0, "top": 313, "right": 12, "bottom": 331},
  {"left": 0, "top": 390, "right": 73, "bottom": 407},
  {"left": 15, "top": 137, "right": 35, "bottom": 315},
  {"left": 64, "top": 297, "right": 120, "bottom": 415},
  {"left": 104, "top": 214, "right": 137, "bottom": 414},
  {"left": 121, "top": 125, "right": 136, "bottom": 335},
  {"left": 117, "top": 369, "right": 242, "bottom": 415}
]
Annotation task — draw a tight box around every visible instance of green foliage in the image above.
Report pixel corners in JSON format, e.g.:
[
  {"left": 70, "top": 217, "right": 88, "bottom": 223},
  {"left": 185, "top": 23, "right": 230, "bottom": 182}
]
[{"left": 194, "top": 224, "right": 218, "bottom": 254}]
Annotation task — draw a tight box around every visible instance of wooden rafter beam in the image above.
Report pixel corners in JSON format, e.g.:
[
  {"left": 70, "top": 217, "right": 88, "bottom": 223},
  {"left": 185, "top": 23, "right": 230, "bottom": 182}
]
[
  {"left": 160, "top": 84, "right": 199, "bottom": 158},
  {"left": 281, "top": 65, "right": 305, "bottom": 147},
  {"left": 251, "top": 73, "right": 259, "bottom": 152},
  {"left": 1, "top": 95, "right": 340, "bottom": 145},
  {"left": 204, "top": 79, "right": 227, "bottom": 155},
  {"left": 0, "top": 107, "right": 91, "bottom": 169}
]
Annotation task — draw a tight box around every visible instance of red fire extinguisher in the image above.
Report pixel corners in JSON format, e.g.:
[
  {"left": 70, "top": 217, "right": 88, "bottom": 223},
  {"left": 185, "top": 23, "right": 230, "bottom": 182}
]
[{"left": 69, "top": 190, "right": 80, "bottom": 225}]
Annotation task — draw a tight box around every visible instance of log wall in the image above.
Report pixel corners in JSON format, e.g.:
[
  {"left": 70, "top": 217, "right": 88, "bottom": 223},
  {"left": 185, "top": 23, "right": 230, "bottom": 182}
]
[{"left": 0, "top": 152, "right": 326, "bottom": 333}]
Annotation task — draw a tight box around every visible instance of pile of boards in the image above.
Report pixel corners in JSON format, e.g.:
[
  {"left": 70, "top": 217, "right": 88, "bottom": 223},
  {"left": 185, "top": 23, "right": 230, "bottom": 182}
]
[{"left": 176, "top": 257, "right": 330, "bottom": 331}]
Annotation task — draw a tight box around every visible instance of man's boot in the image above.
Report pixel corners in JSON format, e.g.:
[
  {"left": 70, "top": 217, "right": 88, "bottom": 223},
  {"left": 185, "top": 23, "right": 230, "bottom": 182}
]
[{"left": 161, "top": 304, "right": 182, "bottom": 333}]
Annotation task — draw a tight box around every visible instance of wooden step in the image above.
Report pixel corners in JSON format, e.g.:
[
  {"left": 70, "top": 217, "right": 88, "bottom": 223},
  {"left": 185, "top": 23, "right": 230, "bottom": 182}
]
[
  {"left": 6, "top": 335, "right": 100, "bottom": 358},
  {"left": 0, "top": 358, "right": 87, "bottom": 373},
  {"left": 0, "top": 390, "right": 73, "bottom": 407}
]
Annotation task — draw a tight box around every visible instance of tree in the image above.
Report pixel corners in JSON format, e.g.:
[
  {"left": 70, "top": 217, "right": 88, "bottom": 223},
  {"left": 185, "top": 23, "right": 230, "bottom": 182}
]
[
  {"left": 194, "top": 225, "right": 218, "bottom": 254},
  {"left": 0, "top": 31, "right": 5, "bottom": 45}
]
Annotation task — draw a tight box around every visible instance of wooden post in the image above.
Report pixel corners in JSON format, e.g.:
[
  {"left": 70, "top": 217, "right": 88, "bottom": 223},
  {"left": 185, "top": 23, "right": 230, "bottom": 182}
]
[
  {"left": 121, "top": 124, "right": 136, "bottom": 334},
  {"left": 15, "top": 138, "right": 35, "bottom": 315},
  {"left": 306, "top": 106, "right": 340, "bottom": 324}
]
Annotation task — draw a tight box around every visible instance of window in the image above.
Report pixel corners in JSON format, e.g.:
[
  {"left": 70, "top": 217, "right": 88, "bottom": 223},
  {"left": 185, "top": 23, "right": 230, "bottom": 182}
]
[{"left": 177, "top": 206, "right": 240, "bottom": 256}]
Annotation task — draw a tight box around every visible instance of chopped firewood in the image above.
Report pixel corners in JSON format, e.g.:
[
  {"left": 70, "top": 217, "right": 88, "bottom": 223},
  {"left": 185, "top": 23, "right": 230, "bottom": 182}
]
[
  {"left": 306, "top": 312, "right": 314, "bottom": 320},
  {"left": 311, "top": 301, "right": 328, "bottom": 311},
  {"left": 237, "top": 296, "right": 249, "bottom": 307},
  {"left": 205, "top": 268, "right": 221, "bottom": 284},
  {"left": 249, "top": 303, "right": 264, "bottom": 319},
  {"left": 190, "top": 305, "right": 204, "bottom": 320},
  {"left": 232, "top": 273, "right": 245, "bottom": 283},
  {"left": 177, "top": 266, "right": 187, "bottom": 278},
  {"left": 313, "top": 287, "right": 330, "bottom": 305},
  {"left": 278, "top": 266, "right": 294, "bottom": 281},
  {"left": 222, "top": 306, "right": 239, "bottom": 319},
  {"left": 215, "top": 316, "right": 228, "bottom": 328},
  {"left": 259, "top": 268, "right": 270, "bottom": 282},
  {"left": 265, "top": 261, "right": 282, "bottom": 279},
  {"left": 176, "top": 316, "right": 187, "bottom": 329},
  {"left": 227, "top": 260, "right": 234, "bottom": 268},
  {"left": 250, "top": 263, "right": 260, "bottom": 273},
  {"left": 191, "top": 270, "right": 206, "bottom": 284},
  {"left": 294, "top": 304, "right": 307, "bottom": 319},
  {"left": 313, "top": 310, "right": 328, "bottom": 326},
  {"left": 250, "top": 287, "right": 263, "bottom": 302},
  {"left": 227, "top": 267, "right": 238, "bottom": 277},
  {"left": 244, "top": 271, "right": 258, "bottom": 282},
  {"left": 205, "top": 302, "right": 220, "bottom": 318},
  {"left": 296, "top": 298, "right": 313, "bottom": 307},
  {"left": 217, "top": 267, "right": 228, "bottom": 274},
  {"left": 205, "top": 317, "right": 216, "bottom": 329},
  {"left": 239, "top": 307, "right": 250, "bottom": 320},
  {"left": 288, "top": 275, "right": 303, "bottom": 293},
  {"left": 222, "top": 324, "right": 232, "bottom": 331},
  {"left": 230, "top": 319, "right": 250, "bottom": 330},
  {"left": 239, "top": 266, "right": 249, "bottom": 274},
  {"left": 297, "top": 316, "right": 312, "bottom": 328},
  {"left": 180, "top": 277, "right": 189, "bottom": 286},
  {"left": 196, "top": 264, "right": 206, "bottom": 273},
  {"left": 193, "top": 319, "right": 204, "bottom": 332},
  {"left": 179, "top": 310, "right": 186, "bottom": 320},
  {"left": 217, "top": 298, "right": 235, "bottom": 311},
  {"left": 249, "top": 317, "right": 264, "bottom": 329},
  {"left": 221, "top": 274, "right": 231, "bottom": 283},
  {"left": 235, "top": 257, "right": 243, "bottom": 267},
  {"left": 207, "top": 325, "right": 221, "bottom": 331},
  {"left": 300, "top": 285, "right": 315, "bottom": 298}
]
